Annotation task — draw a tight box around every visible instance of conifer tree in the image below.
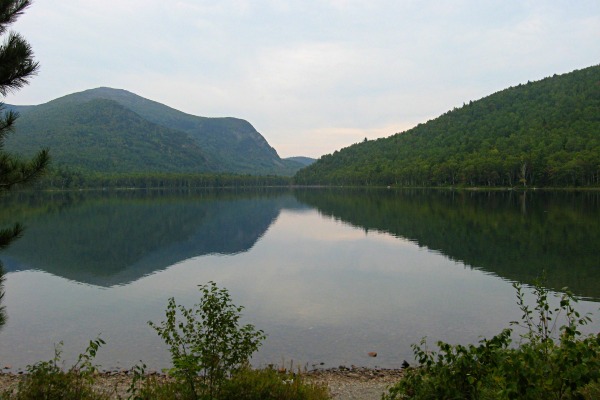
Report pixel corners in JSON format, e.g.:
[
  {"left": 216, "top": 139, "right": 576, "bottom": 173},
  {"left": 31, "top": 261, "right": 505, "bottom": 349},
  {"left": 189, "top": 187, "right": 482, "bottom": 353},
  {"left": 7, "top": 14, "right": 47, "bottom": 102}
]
[
  {"left": 0, "top": 0, "right": 48, "bottom": 327},
  {"left": 0, "top": 0, "right": 48, "bottom": 250}
]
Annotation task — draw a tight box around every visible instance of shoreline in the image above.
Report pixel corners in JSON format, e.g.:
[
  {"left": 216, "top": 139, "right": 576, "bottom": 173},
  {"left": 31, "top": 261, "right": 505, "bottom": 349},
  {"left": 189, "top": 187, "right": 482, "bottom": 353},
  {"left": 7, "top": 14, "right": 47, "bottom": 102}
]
[{"left": 0, "top": 366, "right": 405, "bottom": 400}]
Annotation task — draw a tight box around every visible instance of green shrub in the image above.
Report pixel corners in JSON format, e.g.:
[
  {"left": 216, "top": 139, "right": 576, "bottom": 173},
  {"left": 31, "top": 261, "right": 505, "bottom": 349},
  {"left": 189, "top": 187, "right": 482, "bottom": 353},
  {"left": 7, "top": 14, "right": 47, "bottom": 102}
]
[
  {"left": 220, "top": 368, "right": 330, "bottom": 400},
  {"left": 130, "top": 368, "right": 330, "bottom": 400},
  {"left": 148, "top": 281, "right": 266, "bottom": 399},
  {"left": 579, "top": 380, "right": 600, "bottom": 400},
  {"left": 127, "top": 376, "right": 197, "bottom": 400},
  {"left": 385, "top": 281, "right": 600, "bottom": 400},
  {"left": 4, "top": 338, "right": 108, "bottom": 400}
]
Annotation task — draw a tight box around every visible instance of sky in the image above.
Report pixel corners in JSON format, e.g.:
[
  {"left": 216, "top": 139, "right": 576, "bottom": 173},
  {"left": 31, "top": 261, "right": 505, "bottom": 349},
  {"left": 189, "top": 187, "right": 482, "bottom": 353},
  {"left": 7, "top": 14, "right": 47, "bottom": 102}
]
[{"left": 5, "top": 0, "right": 600, "bottom": 159}]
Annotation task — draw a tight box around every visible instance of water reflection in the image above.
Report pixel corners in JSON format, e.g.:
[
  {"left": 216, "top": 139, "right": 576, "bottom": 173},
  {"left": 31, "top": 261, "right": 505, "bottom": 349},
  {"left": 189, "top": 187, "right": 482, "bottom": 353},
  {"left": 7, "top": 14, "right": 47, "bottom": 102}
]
[
  {"left": 0, "top": 188, "right": 598, "bottom": 370},
  {"left": 295, "top": 189, "right": 600, "bottom": 300},
  {"left": 1, "top": 189, "right": 599, "bottom": 298},
  {"left": 1, "top": 189, "right": 306, "bottom": 286}
]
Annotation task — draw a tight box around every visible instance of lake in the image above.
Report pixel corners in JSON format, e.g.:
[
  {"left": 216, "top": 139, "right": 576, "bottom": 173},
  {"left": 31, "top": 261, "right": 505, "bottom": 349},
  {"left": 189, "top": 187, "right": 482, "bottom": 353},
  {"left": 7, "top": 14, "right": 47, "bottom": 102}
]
[{"left": 0, "top": 188, "right": 598, "bottom": 371}]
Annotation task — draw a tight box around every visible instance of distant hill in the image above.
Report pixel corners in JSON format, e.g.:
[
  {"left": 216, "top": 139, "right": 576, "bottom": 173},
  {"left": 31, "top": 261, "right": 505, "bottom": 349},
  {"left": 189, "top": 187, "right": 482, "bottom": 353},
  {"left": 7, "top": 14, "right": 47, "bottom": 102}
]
[
  {"left": 285, "top": 156, "right": 316, "bottom": 167},
  {"left": 295, "top": 65, "right": 600, "bottom": 187},
  {"left": 5, "top": 87, "right": 303, "bottom": 176}
]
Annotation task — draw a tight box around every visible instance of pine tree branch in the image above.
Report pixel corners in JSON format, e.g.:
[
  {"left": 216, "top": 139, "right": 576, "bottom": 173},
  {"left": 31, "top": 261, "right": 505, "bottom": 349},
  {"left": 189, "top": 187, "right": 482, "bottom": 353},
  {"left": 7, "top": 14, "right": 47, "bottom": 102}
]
[
  {"left": 0, "top": 31, "right": 38, "bottom": 95},
  {"left": 0, "top": 148, "right": 49, "bottom": 189},
  {"left": 0, "top": 0, "right": 30, "bottom": 35},
  {"left": 0, "top": 221, "right": 23, "bottom": 250},
  {"left": 0, "top": 103, "right": 17, "bottom": 146}
]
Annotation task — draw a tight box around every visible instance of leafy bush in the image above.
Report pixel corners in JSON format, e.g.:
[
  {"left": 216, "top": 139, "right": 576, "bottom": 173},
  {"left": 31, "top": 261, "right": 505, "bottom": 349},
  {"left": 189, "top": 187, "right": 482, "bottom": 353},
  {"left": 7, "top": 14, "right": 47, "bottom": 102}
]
[
  {"left": 4, "top": 338, "right": 108, "bottom": 400},
  {"left": 148, "top": 281, "right": 266, "bottom": 399},
  {"left": 3, "top": 283, "right": 326, "bottom": 400},
  {"left": 579, "top": 380, "right": 600, "bottom": 400},
  {"left": 130, "top": 368, "right": 330, "bottom": 400},
  {"left": 385, "top": 282, "right": 600, "bottom": 400},
  {"left": 219, "top": 368, "right": 329, "bottom": 400},
  {"left": 126, "top": 375, "right": 197, "bottom": 400}
]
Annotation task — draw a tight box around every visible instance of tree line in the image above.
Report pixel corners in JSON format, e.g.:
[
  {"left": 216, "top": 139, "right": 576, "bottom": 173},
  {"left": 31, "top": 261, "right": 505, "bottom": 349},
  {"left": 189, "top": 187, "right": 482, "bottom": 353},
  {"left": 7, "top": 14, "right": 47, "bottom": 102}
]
[{"left": 28, "top": 167, "right": 292, "bottom": 190}]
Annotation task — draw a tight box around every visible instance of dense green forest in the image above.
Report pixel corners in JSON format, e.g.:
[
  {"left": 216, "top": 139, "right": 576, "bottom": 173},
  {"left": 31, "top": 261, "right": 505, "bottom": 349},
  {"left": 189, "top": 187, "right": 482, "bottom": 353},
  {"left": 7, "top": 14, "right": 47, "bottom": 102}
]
[
  {"left": 27, "top": 168, "right": 292, "bottom": 190},
  {"left": 295, "top": 65, "right": 600, "bottom": 187},
  {"left": 9, "top": 98, "right": 214, "bottom": 173},
  {"left": 6, "top": 87, "right": 304, "bottom": 176}
]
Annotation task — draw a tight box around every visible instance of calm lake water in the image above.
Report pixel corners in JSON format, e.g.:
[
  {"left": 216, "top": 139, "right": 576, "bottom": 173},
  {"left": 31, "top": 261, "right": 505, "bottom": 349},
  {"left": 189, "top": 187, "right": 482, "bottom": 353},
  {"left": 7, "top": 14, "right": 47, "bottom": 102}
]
[{"left": 0, "top": 188, "right": 598, "bottom": 371}]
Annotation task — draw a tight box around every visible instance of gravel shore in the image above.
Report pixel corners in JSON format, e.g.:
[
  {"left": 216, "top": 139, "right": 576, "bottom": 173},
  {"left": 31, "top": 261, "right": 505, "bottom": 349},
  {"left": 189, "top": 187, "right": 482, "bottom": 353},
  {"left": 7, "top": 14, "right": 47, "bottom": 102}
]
[
  {"left": 0, "top": 366, "right": 404, "bottom": 399},
  {"left": 306, "top": 367, "right": 404, "bottom": 399}
]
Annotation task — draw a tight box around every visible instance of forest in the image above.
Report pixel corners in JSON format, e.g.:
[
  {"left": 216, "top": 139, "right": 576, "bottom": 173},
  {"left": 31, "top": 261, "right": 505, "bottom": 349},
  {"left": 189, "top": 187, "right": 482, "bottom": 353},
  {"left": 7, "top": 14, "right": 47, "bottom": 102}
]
[
  {"left": 294, "top": 65, "right": 600, "bottom": 187},
  {"left": 26, "top": 168, "right": 292, "bottom": 190}
]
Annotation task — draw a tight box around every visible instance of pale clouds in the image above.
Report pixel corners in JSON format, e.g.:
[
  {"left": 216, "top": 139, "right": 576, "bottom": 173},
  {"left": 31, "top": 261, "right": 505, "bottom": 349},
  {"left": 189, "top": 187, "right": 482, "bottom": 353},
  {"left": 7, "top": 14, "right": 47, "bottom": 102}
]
[{"left": 7, "top": 0, "right": 600, "bottom": 158}]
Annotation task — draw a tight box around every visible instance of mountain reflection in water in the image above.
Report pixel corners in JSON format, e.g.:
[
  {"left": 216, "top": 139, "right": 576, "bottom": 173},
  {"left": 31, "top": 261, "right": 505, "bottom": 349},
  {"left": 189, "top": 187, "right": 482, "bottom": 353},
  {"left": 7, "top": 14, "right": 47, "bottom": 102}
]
[
  {"left": 1, "top": 189, "right": 307, "bottom": 286},
  {"left": 1, "top": 189, "right": 599, "bottom": 299}
]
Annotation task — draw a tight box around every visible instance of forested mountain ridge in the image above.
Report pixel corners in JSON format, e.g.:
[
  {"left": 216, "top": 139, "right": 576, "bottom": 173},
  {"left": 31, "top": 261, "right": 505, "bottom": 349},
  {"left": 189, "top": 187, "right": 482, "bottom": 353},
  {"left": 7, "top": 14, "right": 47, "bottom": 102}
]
[
  {"left": 6, "top": 98, "right": 214, "bottom": 173},
  {"left": 5, "top": 87, "right": 303, "bottom": 176},
  {"left": 295, "top": 65, "right": 600, "bottom": 187}
]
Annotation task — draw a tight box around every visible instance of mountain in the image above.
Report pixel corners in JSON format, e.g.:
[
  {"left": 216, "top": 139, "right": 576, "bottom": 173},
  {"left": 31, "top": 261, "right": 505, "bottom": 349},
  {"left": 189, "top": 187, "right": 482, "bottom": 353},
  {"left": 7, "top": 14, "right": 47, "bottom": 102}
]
[
  {"left": 285, "top": 156, "right": 316, "bottom": 166},
  {"left": 5, "top": 87, "right": 303, "bottom": 176},
  {"left": 295, "top": 65, "right": 600, "bottom": 187},
  {"left": 6, "top": 98, "right": 213, "bottom": 173}
]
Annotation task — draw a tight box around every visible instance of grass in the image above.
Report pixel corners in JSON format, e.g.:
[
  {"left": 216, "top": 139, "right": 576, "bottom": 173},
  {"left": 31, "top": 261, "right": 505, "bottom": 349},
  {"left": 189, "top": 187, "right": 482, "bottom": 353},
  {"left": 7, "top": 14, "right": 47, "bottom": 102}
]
[{"left": 129, "top": 368, "right": 330, "bottom": 400}]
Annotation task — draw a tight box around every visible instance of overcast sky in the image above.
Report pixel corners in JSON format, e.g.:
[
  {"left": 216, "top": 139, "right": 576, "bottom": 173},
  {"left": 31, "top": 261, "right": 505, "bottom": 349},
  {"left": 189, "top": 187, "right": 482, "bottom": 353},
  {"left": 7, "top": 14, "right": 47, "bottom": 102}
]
[{"left": 6, "top": 1, "right": 600, "bottom": 158}]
